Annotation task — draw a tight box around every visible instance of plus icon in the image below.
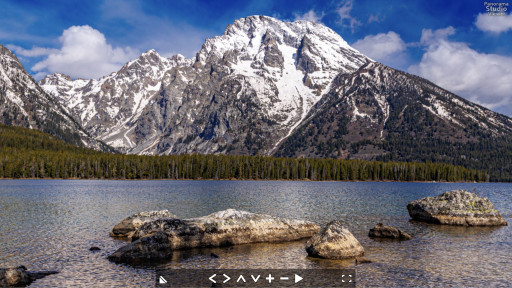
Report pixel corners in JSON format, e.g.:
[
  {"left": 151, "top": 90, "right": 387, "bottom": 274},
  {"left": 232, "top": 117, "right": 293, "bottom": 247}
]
[{"left": 266, "top": 274, "right": 275, "bottom": 283}]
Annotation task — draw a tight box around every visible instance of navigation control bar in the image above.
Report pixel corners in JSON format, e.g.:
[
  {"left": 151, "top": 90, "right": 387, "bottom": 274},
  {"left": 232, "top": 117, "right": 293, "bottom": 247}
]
[{"left": 156, "top": 269, "right": 355, "bottom": 287}]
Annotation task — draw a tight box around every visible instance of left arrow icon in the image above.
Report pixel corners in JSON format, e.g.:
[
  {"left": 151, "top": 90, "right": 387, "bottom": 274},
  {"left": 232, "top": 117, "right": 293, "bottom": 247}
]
[
  {"left": 223, "top": 274, "right": 231, "bottom": 283},
  {"left": 209, "top": 274, "right": 217, "bottom": 283}
]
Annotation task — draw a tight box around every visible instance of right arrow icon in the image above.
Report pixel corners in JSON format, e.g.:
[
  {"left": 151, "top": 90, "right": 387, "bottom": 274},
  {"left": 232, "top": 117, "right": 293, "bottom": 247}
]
[{"left": 294, "top": 274, "right": 303, "bottom": 283}]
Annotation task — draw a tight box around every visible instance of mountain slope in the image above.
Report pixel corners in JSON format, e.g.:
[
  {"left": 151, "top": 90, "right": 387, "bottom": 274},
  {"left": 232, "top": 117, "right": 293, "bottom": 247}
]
[
  {"left": 40, "top": 15, "right": 369, "bottom": 154},
  {"left": 0, "top": 44, "right": 111, "bottom": 150},
  {"left": 275, "top": 62, "right": 512, "bottom": 180}
]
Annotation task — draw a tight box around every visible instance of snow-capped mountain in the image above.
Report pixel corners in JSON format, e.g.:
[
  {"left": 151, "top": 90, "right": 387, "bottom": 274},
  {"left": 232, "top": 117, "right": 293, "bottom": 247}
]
[
  {"left": 40, "top": 15, "right": 369, "bottom": 154},
  {"left": 36, "top": 15, "right": 512, "bottom": 180},
  {"left": 0, "top": 44, "right": 109, "bottom": 150}
]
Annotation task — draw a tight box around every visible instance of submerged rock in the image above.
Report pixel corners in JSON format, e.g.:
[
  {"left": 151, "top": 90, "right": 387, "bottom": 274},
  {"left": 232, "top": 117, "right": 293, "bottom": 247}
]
[
  {"left": 368, "top": 223, "right": 412, "bottom": 240},
  {"left": 108, "top": 209, "right": 320, "bottom": 265},
  {"left": 110, "top": 210, "right": 178, "bottom": 239},
  {"left": 355, "top": 257, "right": 372, "bottom": 265},
  {"left": 305, "top": 220, "right": 364, "bottom": 260},
  {"left": 407, "top": 190, "right": 507, "bottom": 226},
  {"left": 0, "top": 266, "right": 58, "bottom": 287}
]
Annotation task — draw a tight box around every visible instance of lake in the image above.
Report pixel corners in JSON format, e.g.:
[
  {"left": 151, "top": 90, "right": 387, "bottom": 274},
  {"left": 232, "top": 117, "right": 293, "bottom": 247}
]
[{"left": 0, "top": 180, "right": 510, "bottom": 287}]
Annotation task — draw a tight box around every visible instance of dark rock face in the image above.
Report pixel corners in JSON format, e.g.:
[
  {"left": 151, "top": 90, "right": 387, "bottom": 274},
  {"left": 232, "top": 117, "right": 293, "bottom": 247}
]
[
  {"left": 305, "top": 220, "right": 364, "bottom": 260},
  {"left": 368, "top": 223, "right": 412, "bottom": 240},
  {"left": 407, "top": 190, "right": 508, "bottom": 226},
  {"left": 0, "top": 266, "right": 58, "bottom": 287},
  {"left": 108, "top": 232, "right": 172, "bottom": 265},
  {"left": 108, "top": 209, "right": 320, "bottom": 265},
  {"left": 110, "top": 210, "right": 178, "bottom": 239}
]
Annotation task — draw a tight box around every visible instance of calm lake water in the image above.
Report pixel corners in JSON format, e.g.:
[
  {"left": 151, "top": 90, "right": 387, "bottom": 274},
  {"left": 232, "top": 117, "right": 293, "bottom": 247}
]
[{"left": 0, "top": 180, "right": 511, "bottom": 287}]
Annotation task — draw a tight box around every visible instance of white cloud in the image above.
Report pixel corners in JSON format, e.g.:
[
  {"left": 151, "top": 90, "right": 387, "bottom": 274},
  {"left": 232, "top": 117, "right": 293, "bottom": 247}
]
[
  {"left": 6, "top": 45, "right": 59, "bottom": 57},
  {"left": 419, "top": 26, "right": 455, "bottom": 45},
  {"left": 31, "top": 25, "right": 139, "bottom": 79},
  {"left": 475, "top": 13, "right": 512, "bottom": 33},
  {"left": 293, "top": 10, "right": 324, "bottom": 23},
  {"left": 352, "top": 31, "right": 406, "bottom": 62},
  {"left": 409, "top": 28, "right": 512, "bottom": 114},
  {"left": 337, "top": 0, "right": 361, "bottom": 31}
]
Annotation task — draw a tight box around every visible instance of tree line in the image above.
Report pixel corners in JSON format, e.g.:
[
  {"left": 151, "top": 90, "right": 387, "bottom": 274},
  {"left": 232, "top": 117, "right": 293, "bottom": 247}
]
[{"left": 0, "top": 124, "right": 488, "bottom": 182}]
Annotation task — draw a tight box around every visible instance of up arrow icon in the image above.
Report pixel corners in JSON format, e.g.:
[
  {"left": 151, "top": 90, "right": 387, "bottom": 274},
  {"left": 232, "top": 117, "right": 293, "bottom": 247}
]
[{"left": 237, "top": 275, "right": 246, "bottom": 283}]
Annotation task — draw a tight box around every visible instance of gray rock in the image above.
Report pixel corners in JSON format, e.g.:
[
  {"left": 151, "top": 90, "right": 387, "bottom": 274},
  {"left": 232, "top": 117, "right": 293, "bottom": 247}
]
[
  {"left": 305, "top": 220, "right": 364, "bottom": 260},
  {"left": 368, "top": 223, "right": 412, "bottom": 240},
  {"left": 110, "top": 210, "right": 178, "bottom": 239},
  {"left": 407, "top": 190, "right": 508, "bottom": 226},
  {"left": 0, "top": 266, "right": 58, "bottom": 287},
  {"left": 108, "top": 209, "right": 320, "bottom": 265}
]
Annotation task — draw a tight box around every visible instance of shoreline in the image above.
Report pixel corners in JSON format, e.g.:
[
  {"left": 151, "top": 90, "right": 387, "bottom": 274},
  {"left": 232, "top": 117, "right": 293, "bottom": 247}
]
[{"left": 0, "top": 177, "right": 489, "bottom": 183}]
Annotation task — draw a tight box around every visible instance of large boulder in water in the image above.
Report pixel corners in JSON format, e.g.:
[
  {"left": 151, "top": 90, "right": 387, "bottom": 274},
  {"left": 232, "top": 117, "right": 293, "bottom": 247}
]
[
  {"left": 368, "top": 223, "right": 412, "bottom": 240},
  {"left": 110, "top": 210, "right": 178, "bottom": 239},
  {"left": 407, "top": 190, "right": 507, "bottom": 226},
  {"left": 0, "top": 266, "right": 58, "bottom": 287},
  {"left": 108, "top": 209, "right": 320, "bottom": 264},
  {"left": 305, "top": 220, "right": 364, "bottom": 260}
]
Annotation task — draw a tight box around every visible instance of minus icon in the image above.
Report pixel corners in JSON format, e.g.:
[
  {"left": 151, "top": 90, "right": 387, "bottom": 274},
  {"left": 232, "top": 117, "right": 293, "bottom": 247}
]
[{"left": 280, "top": 277, "right": 289, "bottom": 280}]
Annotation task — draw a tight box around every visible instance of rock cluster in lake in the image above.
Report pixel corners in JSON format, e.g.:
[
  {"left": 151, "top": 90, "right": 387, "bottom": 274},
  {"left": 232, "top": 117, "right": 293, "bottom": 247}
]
[
  {"left": 0, "top": 266, "right": 58, "bottom": 287},
  {"left": 407, "top": 190, "right": 507, "bottom": 226},
  {"left": 368, "top": 223, "right": 412, "bottom": 240},
  {"left": 305, "top": 220, "right": 364, "bottom": 260},
  {"left": 108, "top": 209, "right": 320, "bottom": 264}
]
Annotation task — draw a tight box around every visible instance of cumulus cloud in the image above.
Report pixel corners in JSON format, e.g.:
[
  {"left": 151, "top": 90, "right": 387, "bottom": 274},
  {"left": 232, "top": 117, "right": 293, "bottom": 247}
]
[
  {"left": 337, "top": 0, "right": 361, "bottom": 31},
  {"left": 31, "top": 25, "right": 139, "bottom": 79},
  {"left": 475, "top": 13, "right": 512, "bottom": 33},
  {"left": 409, "top": 27, "right": 512, "bottom": 114},
  {"left": 293, "top": 10, "right": 324, "bottom": 23},
  {"left": 352, "top": 31, "right": 406, "bottom": 62}
]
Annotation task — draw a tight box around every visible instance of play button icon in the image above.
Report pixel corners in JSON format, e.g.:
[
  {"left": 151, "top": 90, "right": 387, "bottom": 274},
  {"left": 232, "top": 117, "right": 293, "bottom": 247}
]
[{"left": 295, "top": 274, "right": 303, "bottom": 283}]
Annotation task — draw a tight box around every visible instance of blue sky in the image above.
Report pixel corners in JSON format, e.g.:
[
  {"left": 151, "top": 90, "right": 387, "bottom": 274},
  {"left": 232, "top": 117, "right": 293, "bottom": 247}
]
[{"left": 1, "top": 0, "right": 512, "bottom": 115}]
